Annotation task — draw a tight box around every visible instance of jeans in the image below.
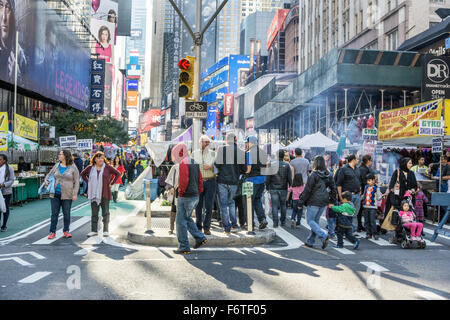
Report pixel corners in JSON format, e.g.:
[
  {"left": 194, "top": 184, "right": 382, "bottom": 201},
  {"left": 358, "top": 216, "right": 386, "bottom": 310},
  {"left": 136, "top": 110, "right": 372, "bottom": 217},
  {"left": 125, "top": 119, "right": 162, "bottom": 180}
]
[
  {"left": 291, "top": 200, "right": 302, "bottom": 225},
  {"left": 351, "top": 194, "right": 361, "bottom": 232},
  {"left": 50, "top": 194, "right": 72, "bottom": 233},
  {"left": 336, "top": 226, "right": 357, "bottom": 246},
  {"left": 235, "top": 194, "right": 246, "bottom": 227},
  {"left": 270, "top": 189, "right": 287, "bottom": 225},
  {"left": 91, "top": 198, "right": 110, "bottom": 232},
  {"left": 176, "top": 196, "right": 206, "bottom": 251},
  {"left": 327, "top": 217, "right": 337, "bottom": 237},
  {"left": 306, "top": 206, "right": 328, "bottom": 246},
  {"left": 251, "top": 183, "right": 266, "bottom": 223},
  {"left": 363, "top": 208, "right": 378, "bottom": 236},
  {"left": 217, "top": 183, "right": 238, "bottom": 232},
  {"left": 195, "top": 179, "right": 216, "bottom": 231}
]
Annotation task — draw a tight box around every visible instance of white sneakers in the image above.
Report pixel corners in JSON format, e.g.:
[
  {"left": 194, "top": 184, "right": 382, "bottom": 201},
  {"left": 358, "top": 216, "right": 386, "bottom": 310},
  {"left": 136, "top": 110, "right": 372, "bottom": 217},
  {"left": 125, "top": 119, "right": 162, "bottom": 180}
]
[
  {"left": 87, "top": 232, "right": 98, "bottom": 237},
  {"left": 103, "top": 232, "right": 109, "bottom": 237}
]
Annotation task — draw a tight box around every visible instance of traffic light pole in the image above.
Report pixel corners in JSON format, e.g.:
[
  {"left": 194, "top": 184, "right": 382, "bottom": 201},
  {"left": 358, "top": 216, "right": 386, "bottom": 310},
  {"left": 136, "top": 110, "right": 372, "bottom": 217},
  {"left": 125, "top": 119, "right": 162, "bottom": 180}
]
[{"left": 168, "top": 0, "right": 230, "bottom": 151}]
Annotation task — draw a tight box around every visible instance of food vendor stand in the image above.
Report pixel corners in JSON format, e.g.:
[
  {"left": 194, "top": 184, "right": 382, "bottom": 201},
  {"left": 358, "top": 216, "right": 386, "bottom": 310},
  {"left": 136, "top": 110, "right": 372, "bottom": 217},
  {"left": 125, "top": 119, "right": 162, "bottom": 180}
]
[{"left": 378, "top": 98, "right": 450, "bottom": 224}]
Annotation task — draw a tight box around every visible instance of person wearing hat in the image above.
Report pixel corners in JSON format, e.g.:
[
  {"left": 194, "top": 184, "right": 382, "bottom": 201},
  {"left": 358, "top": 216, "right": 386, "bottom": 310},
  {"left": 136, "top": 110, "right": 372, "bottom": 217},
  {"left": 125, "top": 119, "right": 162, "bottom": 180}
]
[
  {"left": 0, "top": 0, "right": 27, "bottom": 85},
  {"left": 192, "top": 135, "right": 216, "bottom": 235},
  {"left": 171, "top": 143, "right": 208, "bottom": 254},
  {"left": 245, "top": 135, "right": 269, "bottom": 230}
]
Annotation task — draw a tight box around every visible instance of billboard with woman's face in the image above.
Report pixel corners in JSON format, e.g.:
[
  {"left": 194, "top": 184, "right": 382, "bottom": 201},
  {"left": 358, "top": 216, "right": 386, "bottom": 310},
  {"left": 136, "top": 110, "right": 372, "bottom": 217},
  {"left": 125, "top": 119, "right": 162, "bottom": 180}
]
[{"left": 0, "top": 0, "right": 90, "bottom": 111}]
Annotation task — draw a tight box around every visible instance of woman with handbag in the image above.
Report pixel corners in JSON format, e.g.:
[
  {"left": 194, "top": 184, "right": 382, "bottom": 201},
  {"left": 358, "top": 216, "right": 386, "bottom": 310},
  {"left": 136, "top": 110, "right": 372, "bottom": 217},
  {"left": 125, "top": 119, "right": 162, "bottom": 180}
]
[
  {"left": 45, "top": 150, "right": 80, "bottom": 239},
  {"left": 81, "top": 152, "right": 121, "bottom": 237},
  {"left": 382, "top": 157, "right": 418, "bottom": 232},
  {"left": 0, "top": 155, "right": 15, "bottom": 232}
]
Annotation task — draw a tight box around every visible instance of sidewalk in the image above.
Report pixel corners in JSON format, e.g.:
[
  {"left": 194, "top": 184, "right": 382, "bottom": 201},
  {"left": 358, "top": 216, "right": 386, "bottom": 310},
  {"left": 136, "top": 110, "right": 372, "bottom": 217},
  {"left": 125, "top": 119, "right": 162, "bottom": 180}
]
[{"left": 0, "top": 196, "right": 90, "bottom": 239}]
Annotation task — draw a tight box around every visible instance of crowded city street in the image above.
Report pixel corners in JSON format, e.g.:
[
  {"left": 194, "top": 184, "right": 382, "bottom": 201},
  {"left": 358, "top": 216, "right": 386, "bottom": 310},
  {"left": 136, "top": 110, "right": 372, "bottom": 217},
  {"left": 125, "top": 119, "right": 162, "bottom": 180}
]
[{"left": 0, "top": 0, "right": 450, "bottom": 306}]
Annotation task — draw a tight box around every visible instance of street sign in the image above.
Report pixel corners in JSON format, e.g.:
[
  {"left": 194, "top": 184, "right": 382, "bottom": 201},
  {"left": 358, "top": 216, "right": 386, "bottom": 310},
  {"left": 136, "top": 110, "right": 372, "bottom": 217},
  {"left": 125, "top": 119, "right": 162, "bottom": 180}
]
[
  {"left": 185, "top": 101, "right": 207, "bottom": 118},
  {"left": 77, "top": 139, "right": 93, "bottom": 151},
  {"left": 362, "top": 128, "right": 378, "bottom": 141},
  {"left": 59, "top": 136, "right": 77, "bottom": 148},
  {"left": 419, "top": 120, "right": 444, "bottom": 136},
  {"left": 242, "top": 182, "right": 254, "bottom": 196},
  {"left": 432, "top": 137, "right": 442, "bottom": 154}
]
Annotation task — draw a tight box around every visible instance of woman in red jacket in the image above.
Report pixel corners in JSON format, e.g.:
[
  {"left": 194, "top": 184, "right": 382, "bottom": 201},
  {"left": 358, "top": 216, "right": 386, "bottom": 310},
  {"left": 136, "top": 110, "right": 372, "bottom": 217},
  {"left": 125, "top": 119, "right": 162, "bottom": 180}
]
[
  {"left": 81, "top": 152, "right": 120, "bottom": 237},
  {"left": 111, "top": 155, "right": 125, "bottom": 203}
]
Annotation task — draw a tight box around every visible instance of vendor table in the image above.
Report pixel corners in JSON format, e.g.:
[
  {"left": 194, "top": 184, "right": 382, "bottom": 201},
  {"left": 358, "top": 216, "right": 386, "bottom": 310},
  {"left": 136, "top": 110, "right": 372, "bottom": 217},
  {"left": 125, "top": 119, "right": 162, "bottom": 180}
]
[
  {"left": 17, "top": 174, "right": 45, "bottom": 201},
  {"left": 12, "top": 183, "right": 26, "bottom": 206}
]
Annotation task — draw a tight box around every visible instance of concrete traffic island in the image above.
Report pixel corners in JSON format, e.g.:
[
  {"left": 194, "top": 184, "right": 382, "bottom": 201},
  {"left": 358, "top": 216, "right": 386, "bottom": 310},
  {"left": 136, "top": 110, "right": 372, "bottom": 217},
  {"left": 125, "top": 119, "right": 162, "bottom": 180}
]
[{"left": 127, "top": 216, "right": 276, "bottom": 247}]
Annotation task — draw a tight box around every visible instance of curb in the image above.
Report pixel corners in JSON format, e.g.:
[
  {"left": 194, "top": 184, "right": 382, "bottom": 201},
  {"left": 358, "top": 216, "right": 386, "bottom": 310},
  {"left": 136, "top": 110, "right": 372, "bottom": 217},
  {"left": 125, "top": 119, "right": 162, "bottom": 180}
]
[{"left": 127, "top": 229, "right": 276, "bottom": 247}]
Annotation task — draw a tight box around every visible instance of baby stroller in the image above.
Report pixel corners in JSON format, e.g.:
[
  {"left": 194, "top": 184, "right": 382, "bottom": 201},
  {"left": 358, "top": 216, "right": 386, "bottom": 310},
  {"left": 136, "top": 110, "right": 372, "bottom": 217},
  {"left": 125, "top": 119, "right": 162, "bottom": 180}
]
[{"left": 388, "top": 192, "right": 426, "bottom": 249}]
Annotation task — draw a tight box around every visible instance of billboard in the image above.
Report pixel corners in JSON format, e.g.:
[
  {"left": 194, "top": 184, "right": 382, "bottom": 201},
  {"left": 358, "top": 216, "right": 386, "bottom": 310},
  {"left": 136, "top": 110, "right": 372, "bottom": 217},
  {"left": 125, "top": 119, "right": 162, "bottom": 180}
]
[
  {"left": 127, "top": 65, "right": 141, "bottom": 78},
  {"left": 0, "top": 0, "right": 90, "bottom": 111},
  {"left": 15, "top": 114, "right": 38, "bottom": 141},
  {"left": 91, "top": 0, "right": 118, "bottom": 44},
  {"left": 127, "top": 79, "right": 139, "bottom": 91},
  {"left": 378, "top": 99, "right": 450, "bottom": 141},
  {"left": 127, "top": 91, "right": 138, "bottom": 107},
  {"left": 224, "top": 94, "right": 234, "bottom": 116},
  {"left": 267, "top": 9, "right": 289, "bottom": 50},
  {"left": 138, "top": 109, "right": 161, "bottom": 133}
]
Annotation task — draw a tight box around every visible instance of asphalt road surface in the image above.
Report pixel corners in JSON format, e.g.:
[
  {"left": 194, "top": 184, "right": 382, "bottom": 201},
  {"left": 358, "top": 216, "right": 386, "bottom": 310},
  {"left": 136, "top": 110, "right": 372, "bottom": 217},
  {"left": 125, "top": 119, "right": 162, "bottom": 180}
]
[{"left": 0, "top": 199, "right": 449, "bottom": 301}]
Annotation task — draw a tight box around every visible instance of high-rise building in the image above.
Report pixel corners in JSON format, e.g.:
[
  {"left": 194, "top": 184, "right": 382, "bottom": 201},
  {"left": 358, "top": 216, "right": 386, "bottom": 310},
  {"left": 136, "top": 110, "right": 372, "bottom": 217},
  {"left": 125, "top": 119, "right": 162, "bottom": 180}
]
[
  {"left": 240, "top": 11, "right": 277, "bottom": 57},
  {"left": 126, "top": 0, "right": 147, "bottom": 72},
  {"left": 216, "top": 0, "right": 289, "bottom": 61},
  {"left": 298, "top": 0, "right": 449, "bottom": 74}
]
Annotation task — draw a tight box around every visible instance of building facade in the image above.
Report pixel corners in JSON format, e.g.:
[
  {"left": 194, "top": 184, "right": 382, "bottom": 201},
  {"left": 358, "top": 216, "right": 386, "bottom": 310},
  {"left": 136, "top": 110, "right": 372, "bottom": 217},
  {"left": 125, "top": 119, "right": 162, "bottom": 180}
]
[
  {"left": 240, "top": 11, "right": 277, "bottom": 57},
  {"left": 298, "top": 0, "right": 449, "bottom": 74}
]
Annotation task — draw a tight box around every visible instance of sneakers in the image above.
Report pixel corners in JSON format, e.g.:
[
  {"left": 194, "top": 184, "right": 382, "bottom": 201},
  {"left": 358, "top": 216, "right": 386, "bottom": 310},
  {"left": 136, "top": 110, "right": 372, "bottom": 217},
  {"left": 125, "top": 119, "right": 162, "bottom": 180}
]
[
  {"left": 87, "top": 232, "right": 98, "bottom": 237},
  {"left": 304, "top": 243, "right": 313, "bottom": 248},
  {"left": 366, "top": 234, "right": 372, "bottom": 239},
  {"left": 353, "top": 238, "right": 361, "bottom": 250},
  {"left": 224, "top": 231, "right": 231, "bottom": 236},
  {"left": 168, "top": 230, "right": 174, "bottom": 235},
  {"left": 1, "top": 226, "right": 6, "bottom": 232},
  {"left": 204, "top": 230, "right": 211, "bottom": 235},
  {"left": 173, "top": 249, "right": 191, "bottom": 255},
  {"left": 103, "top": 232, "right": 109, "bottom": 237},
  {"left": 322, "top": 235, "right": 330, "bottom": 249},
  {"left": 290, "top": 221, "right": 295, "bottom": 229},
  {"left": 374, "top": 234, "right": 379, "bottom": 240},
  {"left": 333, "top": 244, "right": 344, "bottom": 249},
  {"left": 48, "top": 233, "right": 56, "bottom": 239},
  {"left": 193, "top": 238, "right": 208, "bottom": 249},
  {"left": 259, "top": 220, "right": 268, "bottom": 230},
  {"left": 231, "top": 227, "right": 240, "bottom": 233},
  {"left": 63, "top": 232, "right": 72, "bottom": 238}
]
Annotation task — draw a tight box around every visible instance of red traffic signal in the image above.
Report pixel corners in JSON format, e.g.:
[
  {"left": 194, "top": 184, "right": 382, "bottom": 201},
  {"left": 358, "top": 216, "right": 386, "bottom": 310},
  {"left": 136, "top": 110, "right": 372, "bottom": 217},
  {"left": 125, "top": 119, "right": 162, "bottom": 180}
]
[{"left": 178, "top": 58, "right": 191, "bottom": 70}]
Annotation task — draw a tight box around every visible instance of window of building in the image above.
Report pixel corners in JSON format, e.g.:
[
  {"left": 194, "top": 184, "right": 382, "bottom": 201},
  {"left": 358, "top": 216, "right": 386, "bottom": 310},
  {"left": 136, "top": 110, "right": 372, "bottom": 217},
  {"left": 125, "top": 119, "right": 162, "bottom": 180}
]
[{"left": 385, "top": 28, "right": 398, "bottom": 50}]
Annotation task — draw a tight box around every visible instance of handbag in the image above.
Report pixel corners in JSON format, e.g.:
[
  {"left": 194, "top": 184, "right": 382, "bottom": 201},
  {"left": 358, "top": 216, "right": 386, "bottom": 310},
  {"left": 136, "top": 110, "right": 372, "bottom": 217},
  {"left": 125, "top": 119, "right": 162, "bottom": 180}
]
[
  {"left": 381, "top": 206, "right": 396, "bottom": 231},
  {"left": 0, "top": 192, "right": 6, "bottom": 213}
]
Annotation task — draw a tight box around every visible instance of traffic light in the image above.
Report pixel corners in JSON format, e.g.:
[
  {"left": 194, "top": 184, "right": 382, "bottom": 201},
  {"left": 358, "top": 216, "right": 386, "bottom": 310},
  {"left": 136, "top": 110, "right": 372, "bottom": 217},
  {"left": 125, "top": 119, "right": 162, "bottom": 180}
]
[{"left": 178, "top": 56, "right": 195, "bottom": 99}]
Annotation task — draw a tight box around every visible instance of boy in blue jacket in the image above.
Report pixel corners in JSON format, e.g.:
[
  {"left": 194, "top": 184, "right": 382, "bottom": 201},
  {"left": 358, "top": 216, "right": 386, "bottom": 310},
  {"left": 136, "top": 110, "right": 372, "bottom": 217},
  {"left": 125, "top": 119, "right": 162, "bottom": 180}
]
[{"left": 329, "top": 191, "right": 360, "bottom": 249}]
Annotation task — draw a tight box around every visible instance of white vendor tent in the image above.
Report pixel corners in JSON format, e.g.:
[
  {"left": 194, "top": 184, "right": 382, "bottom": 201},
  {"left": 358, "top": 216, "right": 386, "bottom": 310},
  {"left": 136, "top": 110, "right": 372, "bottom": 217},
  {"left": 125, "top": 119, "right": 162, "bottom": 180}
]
[{"left": 286, "top": 132, "right": 338, "bottom": 151}]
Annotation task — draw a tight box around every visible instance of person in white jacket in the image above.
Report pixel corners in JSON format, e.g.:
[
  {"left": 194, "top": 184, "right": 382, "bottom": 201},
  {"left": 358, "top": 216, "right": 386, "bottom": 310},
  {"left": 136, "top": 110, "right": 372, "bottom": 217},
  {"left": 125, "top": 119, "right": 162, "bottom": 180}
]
[{"left": 0, "top": 154, "right": 15, "bottom": 232}]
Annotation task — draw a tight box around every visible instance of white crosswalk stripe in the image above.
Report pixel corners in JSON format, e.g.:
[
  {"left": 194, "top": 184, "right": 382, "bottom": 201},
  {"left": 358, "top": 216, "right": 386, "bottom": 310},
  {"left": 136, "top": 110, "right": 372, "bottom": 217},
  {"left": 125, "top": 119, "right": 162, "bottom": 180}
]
[
  {"left": 33, "top": 216, "right": 91, "bottom": 245},
  {"left": 18, "top": 272, "right": 52, "bottom": 284}
]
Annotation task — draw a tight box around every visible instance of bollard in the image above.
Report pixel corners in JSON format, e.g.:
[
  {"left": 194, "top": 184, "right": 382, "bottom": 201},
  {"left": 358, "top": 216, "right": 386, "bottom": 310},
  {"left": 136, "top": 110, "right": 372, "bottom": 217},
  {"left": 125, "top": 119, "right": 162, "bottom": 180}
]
[
  {"left": 246, "top": 194, "right": 255, "bottom": 235},
  {"left": 242, "top": 181, "right": 255, "bottom": 236},
  {"left": 145, "top": 180, "right": 154, "bottom": 234}
]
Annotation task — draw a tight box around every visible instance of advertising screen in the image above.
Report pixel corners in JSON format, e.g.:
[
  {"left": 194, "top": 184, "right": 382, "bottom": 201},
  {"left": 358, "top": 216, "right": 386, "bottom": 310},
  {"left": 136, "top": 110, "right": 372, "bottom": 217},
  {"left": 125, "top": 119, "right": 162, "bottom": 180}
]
[
  {"left": 267, "top": 9, "right": 289, "bottom": 50},
  {"left": 0, "top": 0, "right": 90, "bottom": 111},
  {"left": 127, "top": 79, "right": 139, "bottom": 91},
  {"left": 127, "top": 91, "right": 138, "bottom": 107}
]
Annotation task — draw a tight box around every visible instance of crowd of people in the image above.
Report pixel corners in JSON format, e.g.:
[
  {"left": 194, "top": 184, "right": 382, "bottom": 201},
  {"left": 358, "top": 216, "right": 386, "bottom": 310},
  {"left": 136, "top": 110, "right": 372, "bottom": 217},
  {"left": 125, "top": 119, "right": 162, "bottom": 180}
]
[
  {"left": 163, "top": 135, "right": 448, "bottom": 254},
  {"left": 34, "top": 136, "right": 450, "bottom": 254}
]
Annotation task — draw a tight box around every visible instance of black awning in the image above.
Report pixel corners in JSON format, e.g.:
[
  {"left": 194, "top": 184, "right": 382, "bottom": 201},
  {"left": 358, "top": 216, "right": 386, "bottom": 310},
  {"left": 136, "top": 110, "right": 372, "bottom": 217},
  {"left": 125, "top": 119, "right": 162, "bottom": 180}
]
[{"left": 398, "top": 17, "right": 450, "bottom": 51}]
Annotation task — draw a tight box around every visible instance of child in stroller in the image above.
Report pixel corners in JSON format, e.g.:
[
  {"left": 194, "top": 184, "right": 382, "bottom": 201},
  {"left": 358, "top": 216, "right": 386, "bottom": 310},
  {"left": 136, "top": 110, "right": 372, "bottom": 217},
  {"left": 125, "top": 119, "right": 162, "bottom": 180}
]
[{"left": 389, "top": 199, "right": 426, "bottom": 249}]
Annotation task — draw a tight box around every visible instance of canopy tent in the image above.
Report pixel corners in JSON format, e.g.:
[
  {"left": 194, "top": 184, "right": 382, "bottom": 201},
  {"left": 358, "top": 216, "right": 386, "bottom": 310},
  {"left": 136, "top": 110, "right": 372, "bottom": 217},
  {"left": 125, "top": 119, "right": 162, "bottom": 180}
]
[
  {"left": 3, "top": 132, "right": 39, "bottom": 151},
  {"left": 286, "top": 132, "right": 338, "bottom": 151}
]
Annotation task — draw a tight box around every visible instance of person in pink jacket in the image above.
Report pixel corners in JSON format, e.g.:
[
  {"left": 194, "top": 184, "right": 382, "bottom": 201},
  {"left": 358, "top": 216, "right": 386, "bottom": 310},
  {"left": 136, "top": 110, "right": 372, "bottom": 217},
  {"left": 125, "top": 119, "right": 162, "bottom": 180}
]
[
  {"left": 289, "top": 174, "right": 305, "bottom": 228},
  {"left": 399, "top": 201, "right": 423, "bottom": 241}
]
